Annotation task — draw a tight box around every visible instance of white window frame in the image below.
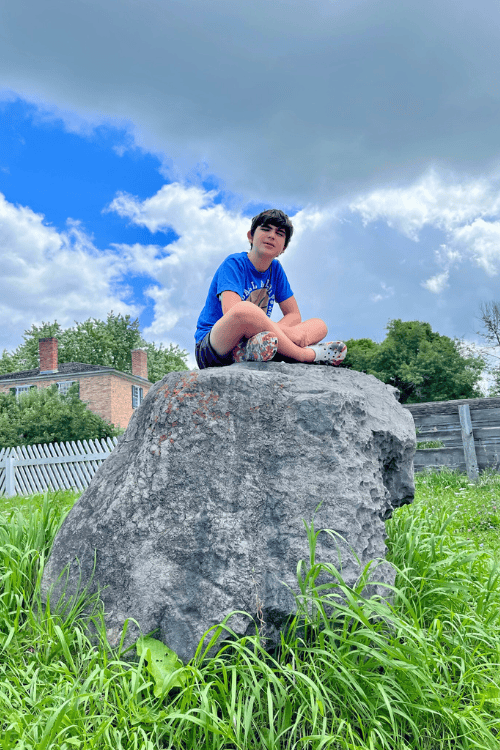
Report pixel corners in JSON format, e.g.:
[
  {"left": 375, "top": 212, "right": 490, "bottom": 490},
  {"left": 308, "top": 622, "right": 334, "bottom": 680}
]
[
  {"left": 132, "top": 385, "right": 144, "bottom": 408},
  {"left": 57, "top": 380, "right": 78, "bottom": 396},
  {"left": 12, "top": 385, "right": 34, "bottom": 397}
]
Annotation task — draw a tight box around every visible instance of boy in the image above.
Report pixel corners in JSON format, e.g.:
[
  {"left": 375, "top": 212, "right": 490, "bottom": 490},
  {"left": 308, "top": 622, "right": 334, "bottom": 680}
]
[{"left": 195, "top": 209, "right": 347, "bottom": 369}]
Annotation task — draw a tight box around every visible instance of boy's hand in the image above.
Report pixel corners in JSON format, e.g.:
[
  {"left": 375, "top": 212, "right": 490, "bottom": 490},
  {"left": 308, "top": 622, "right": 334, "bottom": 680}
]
[{"left": 277, "top": 323, "right": 308, "bottom": 348}]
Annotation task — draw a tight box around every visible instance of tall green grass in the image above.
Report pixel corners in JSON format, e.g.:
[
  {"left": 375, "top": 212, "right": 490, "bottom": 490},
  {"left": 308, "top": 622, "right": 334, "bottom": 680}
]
[{"left": 1, "top": 473, "right": 500, "bottom": 749}]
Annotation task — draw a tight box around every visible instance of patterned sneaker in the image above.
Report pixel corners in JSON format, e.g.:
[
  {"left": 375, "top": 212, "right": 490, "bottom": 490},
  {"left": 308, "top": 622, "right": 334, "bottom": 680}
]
[
  {"left": 232, "top": 332, "right": 278, "bottom": 362},
  {"left": 309, "top": 341, "right": 347, "bottom": 366}
]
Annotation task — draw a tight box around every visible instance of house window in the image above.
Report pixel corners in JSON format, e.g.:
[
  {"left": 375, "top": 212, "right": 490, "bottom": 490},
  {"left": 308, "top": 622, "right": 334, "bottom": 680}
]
[
  {"left": 57, "top": 380, "right": 79, "bottom": 396},
  {"left": 132, "top": 385, "right": 144, "bottom": 408},
  {"left": 10, "top": 385, "right": 36, "bottom": 397}
]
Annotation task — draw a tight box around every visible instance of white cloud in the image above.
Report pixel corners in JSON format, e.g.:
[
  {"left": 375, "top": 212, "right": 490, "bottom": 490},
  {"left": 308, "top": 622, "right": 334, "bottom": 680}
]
[
  {"left": 350, "top": 170, "right": 500, "bottom": 238},
  {"left": 422, "top": 270, "right": 449, "bottom": 294},
  {"left": 350, "top": 170, "right": 500, "bottom": 290},
  {"left": 452, "top": 219, "right": 500, "bottom": 276},
  {"left": 0, "top": 193, "right": 138, "bottom": 350},
  {"left": 370, "top": 282, "right": 395, "bottom": 303},
  {"left": 434, "top": 244, "right": 462, "bottom": 267}
]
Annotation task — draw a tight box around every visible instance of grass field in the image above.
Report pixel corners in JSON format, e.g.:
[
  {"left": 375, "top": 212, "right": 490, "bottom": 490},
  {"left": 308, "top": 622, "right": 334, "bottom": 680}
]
[{"left": 1, "top": 470, "right": 500, "bottom": 749}]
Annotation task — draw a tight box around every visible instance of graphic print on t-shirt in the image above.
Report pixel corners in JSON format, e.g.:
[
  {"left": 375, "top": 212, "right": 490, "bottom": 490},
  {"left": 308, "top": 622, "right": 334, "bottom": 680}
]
[
  {"left": 242, "top": 278, "right": 275, "bottom": 316},
  {"left": 248, "top": 286, "right": 269, "bottom": 311}
]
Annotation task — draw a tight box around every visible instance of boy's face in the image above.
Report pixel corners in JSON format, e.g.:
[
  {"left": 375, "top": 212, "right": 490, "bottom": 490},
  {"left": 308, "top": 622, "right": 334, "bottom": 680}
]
[{"left": 247, "top": 222, "right": 287, "bottom": 258}]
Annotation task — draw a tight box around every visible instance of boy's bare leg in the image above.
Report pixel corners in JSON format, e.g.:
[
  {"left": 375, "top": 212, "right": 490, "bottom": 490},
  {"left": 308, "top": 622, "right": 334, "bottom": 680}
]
[
  {"left": 210, "top": 301, "right": 319, "bottom": 363},
  {"left": 277, "top": 318, "right": 327, "bottom": 348}
]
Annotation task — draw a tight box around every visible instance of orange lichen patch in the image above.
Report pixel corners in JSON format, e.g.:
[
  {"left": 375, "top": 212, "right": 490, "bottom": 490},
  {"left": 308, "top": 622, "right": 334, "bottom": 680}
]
[
  {"left": 163, "top": 372, "right": 199, "bottom": 400},
  {"left": 158, "top": 434, "right": 168, "bottom": 444},
  {"left": 161, "top": 374, "right": 233, "bottom": 427},
  {"left": 190, "top": 391, "right": 230, "bottom": 424},
  {"left": 164, "top": 373, "right": 199, "bottom": 407}
]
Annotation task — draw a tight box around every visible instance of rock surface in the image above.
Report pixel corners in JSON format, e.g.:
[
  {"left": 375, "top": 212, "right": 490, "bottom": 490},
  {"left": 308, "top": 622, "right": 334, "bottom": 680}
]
[{"left": 42, "top": 363, "right": 415, "bottom": 662}]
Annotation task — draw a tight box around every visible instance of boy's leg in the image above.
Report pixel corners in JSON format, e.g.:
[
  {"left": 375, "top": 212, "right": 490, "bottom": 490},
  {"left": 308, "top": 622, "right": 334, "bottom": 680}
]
[
  {"left": 210, "top": 301, "right": 317, "bottom": 363},
  {"left": 275, "top": 320, "right": 347, "bottom": 365},
  {"left": 277, "top": 318, "right": 328, "bottom": 348}
]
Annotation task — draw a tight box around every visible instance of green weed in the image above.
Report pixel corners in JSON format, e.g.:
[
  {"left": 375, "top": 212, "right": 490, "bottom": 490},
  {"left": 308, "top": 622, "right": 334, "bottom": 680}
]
[
  {"left": 416, "top": 440, "right": 445, "bottom": 449},
  {"left": 416, "top": 468, "right": 500, "bottom": 556}
]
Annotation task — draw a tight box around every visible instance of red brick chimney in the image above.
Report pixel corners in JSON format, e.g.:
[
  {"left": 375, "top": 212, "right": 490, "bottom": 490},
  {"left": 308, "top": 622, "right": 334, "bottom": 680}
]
[
  {"left": 39, "top": 337, "right": 58, "bottom": 373},
  {"left": 131, "top": 348, "right": 148, "bottom": 380}
]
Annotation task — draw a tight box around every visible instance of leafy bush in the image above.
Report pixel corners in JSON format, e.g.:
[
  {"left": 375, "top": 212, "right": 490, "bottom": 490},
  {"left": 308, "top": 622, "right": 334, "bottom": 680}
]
[{"left": 0, "top": 384, "right": 120, "bottom": 448}]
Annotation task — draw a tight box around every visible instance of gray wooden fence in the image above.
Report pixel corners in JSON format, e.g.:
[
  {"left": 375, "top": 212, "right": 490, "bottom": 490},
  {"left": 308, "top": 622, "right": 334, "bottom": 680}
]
[
  {"left": 0, "top": 437, "right": 118, "bottom": 497},
  {"left": 404, "top": 397, "right": 500, "bottom": 479}
]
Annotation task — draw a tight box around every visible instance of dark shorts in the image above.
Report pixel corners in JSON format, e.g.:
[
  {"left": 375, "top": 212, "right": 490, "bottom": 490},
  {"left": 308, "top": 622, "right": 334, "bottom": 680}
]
[{"left": 195, "top": 331, "right": 234, "bottom": 369}]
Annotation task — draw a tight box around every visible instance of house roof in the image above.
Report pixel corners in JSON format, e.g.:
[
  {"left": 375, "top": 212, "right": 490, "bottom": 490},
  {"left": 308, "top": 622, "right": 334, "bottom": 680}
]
[{"left": 0, "top": 362, "right": 115, "bottom": 382}]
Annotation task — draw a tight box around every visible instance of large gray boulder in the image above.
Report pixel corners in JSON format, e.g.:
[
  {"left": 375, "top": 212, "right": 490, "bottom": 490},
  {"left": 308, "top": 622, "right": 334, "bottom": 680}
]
[{"left": 42, "top": 363, "right": 415, "bottom": 662}]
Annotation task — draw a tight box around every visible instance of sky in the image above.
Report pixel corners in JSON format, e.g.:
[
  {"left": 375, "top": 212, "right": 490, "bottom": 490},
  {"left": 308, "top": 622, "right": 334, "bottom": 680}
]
[{"left": 1, "top": 0, "right": 500, "bottom": 371}]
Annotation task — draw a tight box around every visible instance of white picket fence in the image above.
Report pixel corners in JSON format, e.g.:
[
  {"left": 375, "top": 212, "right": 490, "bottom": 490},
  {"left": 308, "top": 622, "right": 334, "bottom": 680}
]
[{"left": 0, "top": 438, "right": 119, "bottom": 497}]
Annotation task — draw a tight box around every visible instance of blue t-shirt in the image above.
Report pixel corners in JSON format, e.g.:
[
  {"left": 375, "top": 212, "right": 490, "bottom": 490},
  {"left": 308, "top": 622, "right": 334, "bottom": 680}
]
[{"left": 195, "top": 252, "right": 294, "bottom": 344}]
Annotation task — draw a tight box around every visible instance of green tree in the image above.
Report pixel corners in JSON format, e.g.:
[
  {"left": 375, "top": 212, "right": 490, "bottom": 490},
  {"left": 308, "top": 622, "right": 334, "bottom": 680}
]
[
  {"left": 144, "top": 341, "right": 191, "bottom": 383},
  {"left": 0, "top": 313, "right": 189, "bottom": 381},
  {"left": 0, "top": 385, "right": 120, "bottom": 448},
  {"left": 343, "top": 319, "right": 485, "bottom": 404},
  {"left": 0, "top": 349, "right": 23, "bottom": 376},
  {"left": 343, "top": 337, "right": 380, "bottom": 373}
]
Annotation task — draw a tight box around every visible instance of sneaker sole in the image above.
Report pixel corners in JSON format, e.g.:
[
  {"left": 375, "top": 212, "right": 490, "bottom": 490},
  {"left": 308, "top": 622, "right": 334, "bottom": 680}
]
[{"left": 233, "top": 332, "right": 278, "bottom": 362}]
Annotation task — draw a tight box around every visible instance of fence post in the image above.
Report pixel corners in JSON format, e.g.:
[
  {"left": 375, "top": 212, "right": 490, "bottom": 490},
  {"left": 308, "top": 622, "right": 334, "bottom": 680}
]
[
  {"left": 458, "top": 404, "right": 479, "bottom": 481},
  {"left": 5, "top": 450, "right": 16, "bottom": 497}
]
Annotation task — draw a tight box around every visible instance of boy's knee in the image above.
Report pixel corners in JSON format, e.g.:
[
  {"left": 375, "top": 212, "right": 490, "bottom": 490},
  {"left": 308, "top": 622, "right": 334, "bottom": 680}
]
[
  {"left": 316, "top": 319, "right": 328, "bottom": 338},
  {"left": 230, "top": 300, "right": 265, "bottom": 321},
  {"left": 305, "top": 318, "right": 328, "bottom": 340}
]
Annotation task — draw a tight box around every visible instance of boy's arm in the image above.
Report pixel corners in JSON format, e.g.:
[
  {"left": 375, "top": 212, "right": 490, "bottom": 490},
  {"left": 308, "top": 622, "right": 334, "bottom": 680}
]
[
  {"left": 277, "top": 296, "right": 312, "bottom": 347},
  {"left": 221, "top": 291, "right": 243, "bottom": 314},
  {"left": 277, "top": 296, "right": 302, "bottom": 329}
]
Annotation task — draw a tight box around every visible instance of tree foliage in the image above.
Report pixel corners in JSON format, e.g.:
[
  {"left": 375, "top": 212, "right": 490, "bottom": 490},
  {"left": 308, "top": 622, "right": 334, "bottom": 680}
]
[
  {"left": 0, "top": 312, "right": 189, "bottom": 382},
  {"left": 0, "top": 385, "right": 120, "bottom": 448},
  {"left": 343, "top": 319, "right": 485, "bottom": 403},
  {"left": 143, "top": 341, "right": 191, "bottom": 383}
]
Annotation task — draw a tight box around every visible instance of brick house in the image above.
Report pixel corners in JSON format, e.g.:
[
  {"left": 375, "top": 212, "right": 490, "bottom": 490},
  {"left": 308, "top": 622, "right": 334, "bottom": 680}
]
[{"left": 0, "top": 338, "right": 152, "bottom": 430}]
